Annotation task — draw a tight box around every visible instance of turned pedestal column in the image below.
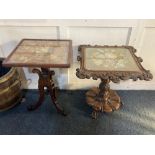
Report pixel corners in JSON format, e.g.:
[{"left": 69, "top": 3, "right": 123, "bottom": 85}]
[{"left": 76, "top": 45, "right": 153, "bottom": 119}]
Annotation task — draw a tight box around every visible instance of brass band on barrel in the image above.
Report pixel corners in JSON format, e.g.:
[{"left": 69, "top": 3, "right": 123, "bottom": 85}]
[{"left": 0, "top": 67, "right": 22, "bottom": 111}]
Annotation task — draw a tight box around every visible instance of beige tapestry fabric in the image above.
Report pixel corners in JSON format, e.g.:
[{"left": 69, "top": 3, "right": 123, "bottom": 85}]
[
  {"left": 8, "top": 40, "right": 69, "bottom": 65},
  {"left": 84, "top": 47, "right": 141, "bottom": 72}
]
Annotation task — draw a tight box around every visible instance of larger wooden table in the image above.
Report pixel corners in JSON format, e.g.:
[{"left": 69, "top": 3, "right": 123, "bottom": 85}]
[
  {"left": 3, "top": 39, "right": 72, "bottom": 116},
  {"left": 76, "top": 45, "right": 153, "bottom": 119}
]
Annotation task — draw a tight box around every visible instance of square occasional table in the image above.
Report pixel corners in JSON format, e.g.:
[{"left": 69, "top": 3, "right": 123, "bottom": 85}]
[
  {"left": 3, "top": 39, "right": 72, "bottom": 116},
  {"left": 76, "top": 45, "right": 153, "bottom": 119}
]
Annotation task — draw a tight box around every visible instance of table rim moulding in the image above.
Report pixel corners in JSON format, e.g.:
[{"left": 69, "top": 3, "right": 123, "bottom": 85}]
[
  {"left": 76, "top": 45, "right": 153, "bottom": 83},
  {"left": 2, "top": 38, "right": 72, "bottom": 68}
]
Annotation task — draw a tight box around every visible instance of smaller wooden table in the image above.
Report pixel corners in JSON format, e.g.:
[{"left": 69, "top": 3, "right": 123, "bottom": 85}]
[
  {"left": 76, "top": 45, "right": 153, "bottom": 119},
  {"left": 3, "top": 39, "right": 72, "bottom": 116}
]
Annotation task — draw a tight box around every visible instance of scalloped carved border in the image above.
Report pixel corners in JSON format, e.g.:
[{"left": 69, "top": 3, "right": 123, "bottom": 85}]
[{"left": 76, "top": 45, "right": 153, "bottom": 83}]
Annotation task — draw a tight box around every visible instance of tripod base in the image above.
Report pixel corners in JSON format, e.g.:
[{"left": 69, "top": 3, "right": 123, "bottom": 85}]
[{"left": 27, "top": 68, "right": 67, "bottom": 116}]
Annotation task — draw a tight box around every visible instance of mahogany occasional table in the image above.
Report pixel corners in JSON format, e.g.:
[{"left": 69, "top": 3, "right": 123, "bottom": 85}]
[
  {"left": 76, "top": 45, "right": 153, "bottom": 119},
  {"left": 3, "top": 39, "right": 72, "bottom": 116}
]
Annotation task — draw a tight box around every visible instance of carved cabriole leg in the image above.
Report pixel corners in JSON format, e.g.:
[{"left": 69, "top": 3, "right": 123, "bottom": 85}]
[
  {"left": 47, "top": 77, "right": 67, "bottom": 116},
  {"left": 27, "top": 84, "right": 45, "bottom": 111},
  {"left": 27, "top": 69, "right": 45, "bottom": 111}
]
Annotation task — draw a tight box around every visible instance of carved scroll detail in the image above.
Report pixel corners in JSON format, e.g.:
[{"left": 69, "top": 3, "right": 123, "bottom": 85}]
[{"left": 76, "top": 45, "right": 153, "bottom": 83}]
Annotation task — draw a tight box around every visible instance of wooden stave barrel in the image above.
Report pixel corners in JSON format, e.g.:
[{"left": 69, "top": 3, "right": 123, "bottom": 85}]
[{"left": 0, "top": 66, "right": 22, "bottom": 111}]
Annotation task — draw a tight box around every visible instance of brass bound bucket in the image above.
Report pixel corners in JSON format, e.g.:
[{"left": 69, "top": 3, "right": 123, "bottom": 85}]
[{"left": 0, "top": 58, "right": 22, "bottom": 111}]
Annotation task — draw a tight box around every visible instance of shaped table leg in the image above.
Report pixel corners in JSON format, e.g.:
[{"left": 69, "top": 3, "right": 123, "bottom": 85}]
[
  {"left": 27, "top": 68, "right": 66, "bottom": 116},
  {"left": 48, "top": 86, "right": 67, "bottom": 116},
  {"left": 27, "top": 85, "right": 45, "bottom": 111}
]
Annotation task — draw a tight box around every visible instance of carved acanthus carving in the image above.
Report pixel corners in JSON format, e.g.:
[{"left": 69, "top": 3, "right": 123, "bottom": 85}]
[{"left": 76, "top": 45, "right": 153, "bottom": 83}]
